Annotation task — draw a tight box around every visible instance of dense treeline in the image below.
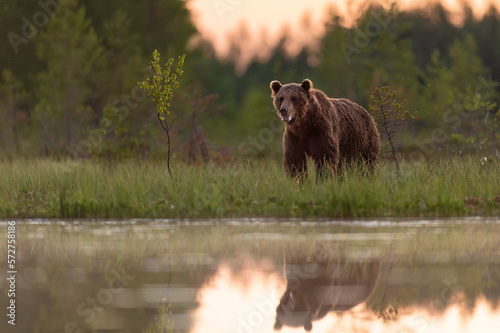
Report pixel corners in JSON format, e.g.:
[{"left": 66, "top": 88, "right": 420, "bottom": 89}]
[{"left": 0, "top": 0, "right": 499, "bottom": 160}]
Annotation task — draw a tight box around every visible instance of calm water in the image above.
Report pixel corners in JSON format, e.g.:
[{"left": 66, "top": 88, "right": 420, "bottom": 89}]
[{"left": 1, "top": 218, "right": 500, "bottom": 333}]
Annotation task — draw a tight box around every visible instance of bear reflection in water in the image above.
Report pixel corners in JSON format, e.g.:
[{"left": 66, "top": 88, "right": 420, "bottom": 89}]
[{"left": 274, "top": 258, "right": 380, "bottom": 331}]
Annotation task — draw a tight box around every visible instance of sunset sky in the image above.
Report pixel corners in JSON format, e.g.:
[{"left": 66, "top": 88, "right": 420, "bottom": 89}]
[{"left": 187, "top": 0, "right": 500, "bottom": 68}]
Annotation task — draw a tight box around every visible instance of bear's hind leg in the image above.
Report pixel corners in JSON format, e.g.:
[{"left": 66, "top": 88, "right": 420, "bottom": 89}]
[{"left": 310, "top": 140, "right": 339, "bottom": 182}]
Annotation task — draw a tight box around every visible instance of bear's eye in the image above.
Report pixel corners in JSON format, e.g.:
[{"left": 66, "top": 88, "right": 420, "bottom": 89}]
[{"left": 291, "top": 97, "right": 297, "bottom": 102}]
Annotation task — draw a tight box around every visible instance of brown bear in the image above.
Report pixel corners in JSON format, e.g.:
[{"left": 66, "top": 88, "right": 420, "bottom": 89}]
[
  {"left": 270, "top": 79, "right": 379, "bottom": 181},
  {"left": 274, "top": 259, "right": 381, "bottom": 331}
]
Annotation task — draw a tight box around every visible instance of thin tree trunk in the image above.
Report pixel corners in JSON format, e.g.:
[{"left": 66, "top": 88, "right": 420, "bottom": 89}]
[
  {"left": 380, "top": 104, "right": 400, "bottom": 172},
  {"left": 378, "top": 260, "right": 395, "bottom": 320},
  {"left": 157, "top": 113, "right": 174, "bottom": 179},
  {"left": 166, "top": 118, "right": 175, "bottom": 179},
  {"left": 166, "top": 126, "right": 172, "bottom": 178},
  {"left": 389, "top": 136, "right": 400, "bottom": 172}
]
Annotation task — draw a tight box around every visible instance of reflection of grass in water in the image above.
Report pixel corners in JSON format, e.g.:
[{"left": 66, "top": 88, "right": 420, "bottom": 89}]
[
  {"left": 8, "top": 222, "right": 500, "bottom": 265},
  {"left": 0, "top": 157, "right": 499, "bottom": 218},
  {"left": 142, "top": 304, "right": 177, "bottom": 333}
]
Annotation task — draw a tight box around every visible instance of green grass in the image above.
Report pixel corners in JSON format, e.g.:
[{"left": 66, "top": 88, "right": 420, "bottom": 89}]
[
  {"left": 142, "top": 304, "right": 177, "bottom": 333},
  {"left": 0, "top": 157, "right": 499, "bottom": 219}
]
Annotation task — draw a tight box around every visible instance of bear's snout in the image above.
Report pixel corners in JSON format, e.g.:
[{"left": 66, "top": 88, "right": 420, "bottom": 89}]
[{"left": 278, "top": 106, "right": 295, "bottom": 123}]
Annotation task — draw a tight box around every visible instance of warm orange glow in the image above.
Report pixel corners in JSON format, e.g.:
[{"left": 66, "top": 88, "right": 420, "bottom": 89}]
[
  {"left": 190, "top": 258, "right": 500, "bottom": 332},
  {"left": 190, "top": 257, "right": 285, "bottom": 333},
  {"left": 187, "top": 0, "right": 500, "bottom": 71}
]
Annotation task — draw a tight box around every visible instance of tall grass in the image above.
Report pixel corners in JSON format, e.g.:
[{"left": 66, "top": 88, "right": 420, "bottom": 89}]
[{"left": 0, "top": 157, "right": 499, "bottom": 219}]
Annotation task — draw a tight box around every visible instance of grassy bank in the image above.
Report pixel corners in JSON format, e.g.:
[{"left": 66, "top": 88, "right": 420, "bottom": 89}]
[{"left": 0, "top": 157, "right": 499, "bottom": 219}]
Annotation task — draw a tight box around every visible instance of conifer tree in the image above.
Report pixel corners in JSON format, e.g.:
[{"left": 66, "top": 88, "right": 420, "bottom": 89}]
[{"left": 33, "top": 0, "right": 104, "bottom": 153}]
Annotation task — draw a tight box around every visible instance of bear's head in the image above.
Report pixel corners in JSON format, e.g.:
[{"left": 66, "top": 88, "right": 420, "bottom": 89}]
[
  {"left": 274, "top": 280, "right": 316, "bottom": 331},
  {"left": 270, "top": 79, "right": 312, "bottom": 125}
]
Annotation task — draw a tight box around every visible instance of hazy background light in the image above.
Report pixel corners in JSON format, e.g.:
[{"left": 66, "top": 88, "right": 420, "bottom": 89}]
[{"left": 187, "top": 0, "right": 500, "bottom": 71}]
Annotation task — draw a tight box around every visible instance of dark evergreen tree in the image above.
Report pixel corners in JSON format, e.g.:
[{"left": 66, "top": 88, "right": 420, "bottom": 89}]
[{"left": 33, "top": 0, "right": 104, "bottom": 154}]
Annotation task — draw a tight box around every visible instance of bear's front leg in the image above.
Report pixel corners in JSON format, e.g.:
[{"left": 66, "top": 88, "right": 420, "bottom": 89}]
[{"left": 283, "top": 130, "right": 308, "bottom": 182}]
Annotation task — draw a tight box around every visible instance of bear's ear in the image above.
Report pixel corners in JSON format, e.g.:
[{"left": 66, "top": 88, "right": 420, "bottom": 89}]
[
  {"left": 270, "top": 80, "right": 282, "bottom": 95},
  {"left": 301, "top": 79, "right": 312, "bottom": 93}
]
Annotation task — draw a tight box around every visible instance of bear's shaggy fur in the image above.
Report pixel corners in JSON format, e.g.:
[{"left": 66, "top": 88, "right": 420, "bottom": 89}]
[{"left": 270, "top": 79, "right": 379, "bottom": 181}]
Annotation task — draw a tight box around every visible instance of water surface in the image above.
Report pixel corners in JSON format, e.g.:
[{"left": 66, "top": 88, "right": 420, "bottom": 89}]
[{"left": 1, "top": 218, "right": 500, "bottom": 332}]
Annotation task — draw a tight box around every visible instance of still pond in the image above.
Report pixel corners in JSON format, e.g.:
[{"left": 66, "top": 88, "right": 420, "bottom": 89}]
[{"left": 1, "top": 218, "right": 500, "bottom": 333}]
